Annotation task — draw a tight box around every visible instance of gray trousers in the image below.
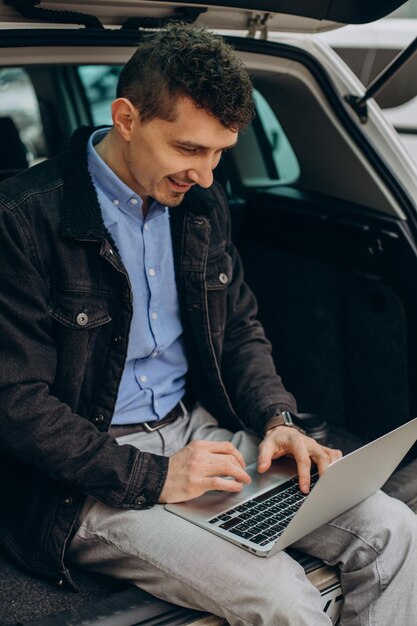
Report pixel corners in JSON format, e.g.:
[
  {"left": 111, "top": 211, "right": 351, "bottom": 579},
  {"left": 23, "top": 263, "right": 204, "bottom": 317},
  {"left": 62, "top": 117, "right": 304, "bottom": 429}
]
[{"left": 68, "top": 405, "right": 417, "bottom": 625}]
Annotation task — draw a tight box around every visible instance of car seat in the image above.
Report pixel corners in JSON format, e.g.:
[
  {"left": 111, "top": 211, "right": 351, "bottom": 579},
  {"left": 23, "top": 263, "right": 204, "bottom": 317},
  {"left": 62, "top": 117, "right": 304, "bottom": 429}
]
[{"left": 0, "top": 116, "right": 29, "bottom": 181}]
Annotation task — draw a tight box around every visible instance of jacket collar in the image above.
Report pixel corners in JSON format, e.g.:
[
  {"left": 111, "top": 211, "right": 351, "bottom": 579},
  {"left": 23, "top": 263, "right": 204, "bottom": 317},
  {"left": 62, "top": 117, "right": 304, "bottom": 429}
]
[
  {"left": 59, "top": 126, "right": 216, "bottom": 241},
  {"left": 60, "top": 126, "right": 108, "bottom": 241}
]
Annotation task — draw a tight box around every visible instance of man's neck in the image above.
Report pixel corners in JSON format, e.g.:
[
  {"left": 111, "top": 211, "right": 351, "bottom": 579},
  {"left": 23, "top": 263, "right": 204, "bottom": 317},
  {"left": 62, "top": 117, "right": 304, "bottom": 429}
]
[{"left": 94, "top": 129, "right": 150, "bottom": 216}]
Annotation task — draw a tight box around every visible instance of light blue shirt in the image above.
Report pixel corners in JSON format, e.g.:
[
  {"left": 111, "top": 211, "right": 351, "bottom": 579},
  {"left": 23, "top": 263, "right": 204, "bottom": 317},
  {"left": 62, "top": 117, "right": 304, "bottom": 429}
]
[{"left": 87, "top": 128, "right": 187, "bottom": 424}]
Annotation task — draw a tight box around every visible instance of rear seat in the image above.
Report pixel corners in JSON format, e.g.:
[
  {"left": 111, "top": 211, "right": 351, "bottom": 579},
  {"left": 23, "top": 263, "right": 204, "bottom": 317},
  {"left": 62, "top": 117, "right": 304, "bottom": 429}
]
[{"left": 0, "top": 116, "right": 29, "bottom": 182}]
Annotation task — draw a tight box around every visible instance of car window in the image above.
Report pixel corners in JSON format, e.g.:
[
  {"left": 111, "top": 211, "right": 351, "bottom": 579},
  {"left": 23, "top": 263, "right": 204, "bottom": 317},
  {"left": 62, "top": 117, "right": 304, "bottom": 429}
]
[
  {"left": 229, "top": 89, "right": 299, "bottom": 187},
  {"left": 0, "top": 67, "right": 47, "bottom": 165},
  {"left": 78, "top": 65, "right": 121, "bottom": 126}
]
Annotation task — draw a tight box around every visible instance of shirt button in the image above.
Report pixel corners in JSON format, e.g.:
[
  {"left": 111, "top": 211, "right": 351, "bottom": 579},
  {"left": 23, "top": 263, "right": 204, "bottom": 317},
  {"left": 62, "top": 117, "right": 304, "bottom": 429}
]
[
  {"left": 151, "top": 351, "right": 158, "bottom": 358},
  {"left": 144, "top": 223, "right": 149, "bottom": 231},
  {"left": 140, "top": 375, "right": 148, "bottom": 383},
  {"left": 136, "top": 495, "right": 146, "bottom": 506},
  {"left": 219, "top": 273, "right": 229, "bottom": 284},
  {"left": 76, "top": 312, "right": 89, "bottom": 326},
  {"left": 94, "top": 413, "right": 104, "bottom": 424},
  {"left": 130, "top": 197, "right": 139, "bottom": 205},
  {"left": 112, "top": 199, "right": 120, "bottom": 206},
  {"left": 148, "top": 268, "right": 156, "bottom": 277},
  {"left": 151, "top": 312, "right": 157, "bottom": 321}
]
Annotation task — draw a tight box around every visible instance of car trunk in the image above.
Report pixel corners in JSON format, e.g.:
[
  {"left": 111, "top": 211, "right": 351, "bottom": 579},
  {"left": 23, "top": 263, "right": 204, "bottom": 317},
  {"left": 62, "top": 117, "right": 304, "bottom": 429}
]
[{"left": 237, "top": 187, "right": 414, "bottom": 443}]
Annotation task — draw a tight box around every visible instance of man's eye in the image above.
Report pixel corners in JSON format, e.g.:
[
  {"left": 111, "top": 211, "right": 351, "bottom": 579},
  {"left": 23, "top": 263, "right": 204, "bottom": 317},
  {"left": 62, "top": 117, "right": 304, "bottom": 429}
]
[{"left": 180, "top": 146, "right": 197, "bottom": 153}]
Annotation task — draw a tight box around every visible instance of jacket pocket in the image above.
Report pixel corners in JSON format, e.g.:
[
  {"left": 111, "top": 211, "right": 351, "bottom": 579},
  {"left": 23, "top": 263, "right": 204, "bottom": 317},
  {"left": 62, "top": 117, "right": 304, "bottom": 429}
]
[
  {"left": 49, "top": 291, "right": 112, "bottom": 330},
  {"left": 206, "top": 252, "right": 233, "bottom": 291},
  {"left": 48, "top": 291, "right": 113, "bottom": 409},
  {"left": 205, "top": 252, "right": 233, "bottom": 336}
]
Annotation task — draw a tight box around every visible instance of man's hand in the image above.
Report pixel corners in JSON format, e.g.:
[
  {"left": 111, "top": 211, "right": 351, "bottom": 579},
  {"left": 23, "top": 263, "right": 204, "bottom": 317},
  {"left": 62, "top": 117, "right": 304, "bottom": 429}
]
[
  {"left": 258, "top": 426, "right": 342, "bottom": 494},
  {"left": 158, "top": 440, "right": 252, "bottom": 503}
]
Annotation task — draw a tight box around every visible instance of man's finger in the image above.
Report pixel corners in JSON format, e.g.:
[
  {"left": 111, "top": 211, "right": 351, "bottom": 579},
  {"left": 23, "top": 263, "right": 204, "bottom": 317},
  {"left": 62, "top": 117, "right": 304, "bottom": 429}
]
[
  {"left": 328, "top": 447, "right": 343, "bottom": 463},
  {"left": 311, "top": 446, "right": 342, "bottom": 476},
  {"left": 310, "top": 448, "right": 333, "bottom": 476},
  {"left": 201, "top": 440, "right": 247, "bottom": 469},
  {"left": 208, "top": 476, "right": 246, "bottom": 493},
  {"left": 295, "top": 456, "right": 312, "bottom": 494},
  {"left": 210, "top": 455, "right": 252, "bottom": 484},
  {"left": 257, "top": 438, "right": 279, "bottom": 473}
]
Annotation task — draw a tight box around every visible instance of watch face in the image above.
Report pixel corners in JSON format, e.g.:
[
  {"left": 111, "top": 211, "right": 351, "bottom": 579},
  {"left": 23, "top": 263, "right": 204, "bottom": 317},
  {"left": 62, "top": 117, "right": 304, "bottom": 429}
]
[
  {"left": 281, "top": 411, "right": 294, "bottom": 426},
  {"left": 278, "top": 412, "right": 307, "bottom": 435}
]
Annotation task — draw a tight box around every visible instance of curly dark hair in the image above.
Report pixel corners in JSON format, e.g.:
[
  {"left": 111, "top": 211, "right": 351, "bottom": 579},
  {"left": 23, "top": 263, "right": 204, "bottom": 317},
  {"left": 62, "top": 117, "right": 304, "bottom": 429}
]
[{"left": 116, "top": 23, "right": 255, "bottom": 130}]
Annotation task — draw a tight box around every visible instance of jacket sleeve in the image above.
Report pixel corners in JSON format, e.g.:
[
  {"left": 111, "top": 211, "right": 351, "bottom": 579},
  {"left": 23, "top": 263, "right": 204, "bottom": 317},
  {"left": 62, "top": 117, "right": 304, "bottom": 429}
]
[
  {"left": 0, "top": 204, "right": 168, "bottom": 509},
  {"left": 211, "top": 184, "right": 297, "bottom": 437}
]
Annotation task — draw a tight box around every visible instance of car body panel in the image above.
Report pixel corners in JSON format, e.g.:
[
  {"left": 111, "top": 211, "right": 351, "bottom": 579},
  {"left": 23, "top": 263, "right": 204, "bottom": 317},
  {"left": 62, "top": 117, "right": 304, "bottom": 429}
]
[{"left": 314, "top": 18, "right": 417, "bottom": 165}]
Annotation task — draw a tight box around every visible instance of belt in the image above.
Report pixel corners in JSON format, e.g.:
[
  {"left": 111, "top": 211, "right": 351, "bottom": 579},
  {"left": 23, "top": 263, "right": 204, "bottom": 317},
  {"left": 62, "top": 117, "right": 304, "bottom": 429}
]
[{"left": 109, "top": 397, "right": 190, "bottom": 438}]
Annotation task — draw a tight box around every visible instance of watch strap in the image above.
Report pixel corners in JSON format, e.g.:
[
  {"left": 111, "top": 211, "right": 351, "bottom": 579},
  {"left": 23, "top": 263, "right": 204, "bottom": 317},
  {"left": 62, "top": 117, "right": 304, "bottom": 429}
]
[{"left": 265, "top": 411, "right": 306, "bottom": 435}]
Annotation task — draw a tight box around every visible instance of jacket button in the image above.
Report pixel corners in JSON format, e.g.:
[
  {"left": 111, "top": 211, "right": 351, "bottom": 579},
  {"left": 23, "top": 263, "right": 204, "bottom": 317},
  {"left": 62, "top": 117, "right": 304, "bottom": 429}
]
[
  {"left": 113, "top": 335, "right": 122, "bottom": 344},
  {"left": 136, "top": 495, "right": 146, "bottom": 506},
  {"left": 76, "top": 312, "right": 89, "bottom": 326},
  {"left": 219, "top": 273, "right": 229, "bottom": 284},
  {"left": 94, "top": 413, "right": 104, "bottom": 424},
  {"left": 192, "top": 217, "right": 205, "bottom": 226},
  {"left": 57, "top": 579, "right": 64, "bottom": 586},
  {"left": 62, "top": 496, "right": 73, "bottom": 506}
]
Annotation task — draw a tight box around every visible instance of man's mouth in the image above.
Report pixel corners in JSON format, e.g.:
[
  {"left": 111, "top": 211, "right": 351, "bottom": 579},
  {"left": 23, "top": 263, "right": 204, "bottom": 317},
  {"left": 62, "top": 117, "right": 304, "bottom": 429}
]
[{"left": 167, "top": 177, "right": 193, "bottom": 192}]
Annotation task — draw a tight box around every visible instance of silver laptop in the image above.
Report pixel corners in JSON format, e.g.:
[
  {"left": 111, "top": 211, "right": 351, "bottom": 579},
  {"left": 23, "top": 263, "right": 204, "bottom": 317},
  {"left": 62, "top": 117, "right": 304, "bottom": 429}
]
[{"left": 166, "top": 417, "right": 417, "bottom": 557}]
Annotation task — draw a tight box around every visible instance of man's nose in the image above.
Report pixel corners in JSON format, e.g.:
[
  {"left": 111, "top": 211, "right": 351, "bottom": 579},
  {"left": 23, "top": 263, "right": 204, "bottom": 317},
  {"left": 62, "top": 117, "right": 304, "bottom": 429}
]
[{"left": 187, "top": 160, "right": 215, "bottom": 188}]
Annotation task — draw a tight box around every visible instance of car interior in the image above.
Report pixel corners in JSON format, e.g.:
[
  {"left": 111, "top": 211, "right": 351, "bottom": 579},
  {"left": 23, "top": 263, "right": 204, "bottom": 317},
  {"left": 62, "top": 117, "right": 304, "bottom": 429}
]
[{"left": 1, "top": 6, "right": 417, "bottom": 624}]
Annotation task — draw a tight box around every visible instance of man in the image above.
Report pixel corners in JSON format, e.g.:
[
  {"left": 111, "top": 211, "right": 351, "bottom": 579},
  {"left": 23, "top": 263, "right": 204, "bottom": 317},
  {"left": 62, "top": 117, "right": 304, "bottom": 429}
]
[{"left": 0, "top": 23, "right": 416, "bottom": 625}]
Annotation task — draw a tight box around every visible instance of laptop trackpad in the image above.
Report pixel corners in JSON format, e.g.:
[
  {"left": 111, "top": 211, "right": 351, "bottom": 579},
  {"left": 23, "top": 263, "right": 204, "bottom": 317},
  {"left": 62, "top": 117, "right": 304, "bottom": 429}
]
[{"left": 168, "top": 457, "right": 298, "bottom": 520}]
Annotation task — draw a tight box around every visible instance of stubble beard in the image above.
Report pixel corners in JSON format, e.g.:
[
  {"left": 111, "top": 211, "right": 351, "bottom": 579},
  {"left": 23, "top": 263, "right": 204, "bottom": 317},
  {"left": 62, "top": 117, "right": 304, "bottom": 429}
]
[
  {"left": 153, "top": 190, "right": 185, "bottom": 208},
  {"left": 154, "top": 179, "right": 189, "bottom": 208},
  {"left": 149, "top": 175, "right": 194, "bottom": 208}
]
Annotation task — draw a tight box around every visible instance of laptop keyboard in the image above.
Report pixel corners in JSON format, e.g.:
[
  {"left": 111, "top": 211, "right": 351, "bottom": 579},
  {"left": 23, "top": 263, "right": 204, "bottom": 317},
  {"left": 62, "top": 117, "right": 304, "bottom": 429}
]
[{"left": 208, "top": 471, "right": 319, "bottom": 547}]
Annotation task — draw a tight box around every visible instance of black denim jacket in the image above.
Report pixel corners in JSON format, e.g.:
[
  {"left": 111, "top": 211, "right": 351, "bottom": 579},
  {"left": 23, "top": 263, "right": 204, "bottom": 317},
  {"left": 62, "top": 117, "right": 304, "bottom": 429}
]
[{"left": 0, "top": 127, "right": 296, "bottom": 586}]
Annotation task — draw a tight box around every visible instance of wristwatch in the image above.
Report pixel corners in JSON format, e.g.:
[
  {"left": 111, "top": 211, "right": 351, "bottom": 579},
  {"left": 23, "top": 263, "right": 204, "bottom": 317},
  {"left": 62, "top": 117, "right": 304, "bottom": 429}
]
[{"left": 265, "top": 411, "right": 306, "bottom": 435}]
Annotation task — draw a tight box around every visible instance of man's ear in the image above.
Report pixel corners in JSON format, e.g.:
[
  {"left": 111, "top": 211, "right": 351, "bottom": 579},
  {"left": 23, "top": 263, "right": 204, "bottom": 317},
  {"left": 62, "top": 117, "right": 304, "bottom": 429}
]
[{"left": 111, "top": 97, "right": 140, "bottom": 141}]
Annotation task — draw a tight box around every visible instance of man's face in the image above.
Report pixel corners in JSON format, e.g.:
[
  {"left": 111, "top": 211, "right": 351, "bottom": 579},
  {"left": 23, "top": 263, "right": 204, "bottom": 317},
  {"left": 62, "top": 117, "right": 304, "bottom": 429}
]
[{"left": 118, "top": 96, "right": 238, "bottom": 209}]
